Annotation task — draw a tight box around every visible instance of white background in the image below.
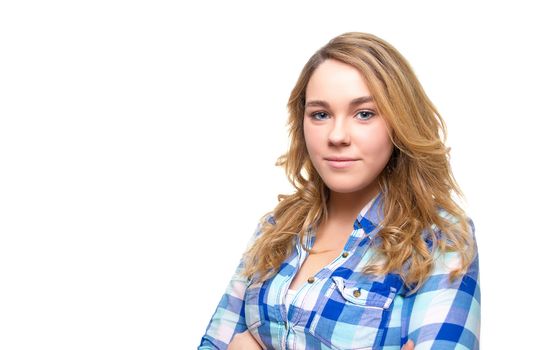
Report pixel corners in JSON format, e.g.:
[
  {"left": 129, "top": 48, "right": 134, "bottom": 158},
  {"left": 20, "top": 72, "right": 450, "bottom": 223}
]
[{"left": 1, "top": 1, "right": 546, "bottom": 349}]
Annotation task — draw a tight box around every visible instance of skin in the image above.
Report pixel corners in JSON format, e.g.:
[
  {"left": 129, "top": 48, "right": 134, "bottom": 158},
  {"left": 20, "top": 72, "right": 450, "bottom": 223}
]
[
  {"left": 228, "top": 59, "right": 414, "bottom": 349},
  {"left": 288, "top": 58, "right": 396, "bottom": 291},
  {"left": 303, "top": 58, "right": 394, "bottom": 225},
  {"left": 227, "top": 330, "right": 415, "bottom": 349}
]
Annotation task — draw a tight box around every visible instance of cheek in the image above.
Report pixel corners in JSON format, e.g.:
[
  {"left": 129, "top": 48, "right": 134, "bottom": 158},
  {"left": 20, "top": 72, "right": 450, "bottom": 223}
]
[
  {"left": 377, "top": 137, "right": 394, "bottom": 161},
  {"left": 359, "top": 130, "right": 393, "bottom": 159},
  {"left": 303, "top": 123, "right": 320, "bottom": 154},
  {"left": 379, "top": 133, "right": 394, "bottom": 155}
]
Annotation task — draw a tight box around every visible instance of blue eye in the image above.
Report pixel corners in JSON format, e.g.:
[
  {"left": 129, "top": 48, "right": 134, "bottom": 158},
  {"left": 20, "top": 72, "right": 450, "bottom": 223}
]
[
  {"left": 311, "top": 112, "right": 329, "bottom": 120},
  {"left": 357, "top": 111, "right": 374, "bottom": 120},
  {"left": 309, "top": 110, "right": 375, "bottom": 121}
]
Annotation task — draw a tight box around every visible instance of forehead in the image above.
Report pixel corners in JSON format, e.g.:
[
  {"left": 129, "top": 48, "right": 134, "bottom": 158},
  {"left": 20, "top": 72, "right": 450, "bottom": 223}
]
[{"left": 306, "top": 59, "right": 372, "bottom": 101}]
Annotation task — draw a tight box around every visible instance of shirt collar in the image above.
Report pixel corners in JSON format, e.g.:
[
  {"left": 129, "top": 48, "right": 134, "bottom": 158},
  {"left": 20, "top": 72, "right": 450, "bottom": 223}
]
[
  {"left": 353, "top": 191, "right": 385, "bottom": 235},
  {"left": 301, "top": 190, "right": 386, "bottom": 247}
]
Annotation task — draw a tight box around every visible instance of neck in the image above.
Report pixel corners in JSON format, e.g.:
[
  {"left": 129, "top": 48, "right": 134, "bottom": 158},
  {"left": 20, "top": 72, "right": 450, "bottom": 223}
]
[{"left": 326, "top": 183, "right": 380, "bottom": 224}]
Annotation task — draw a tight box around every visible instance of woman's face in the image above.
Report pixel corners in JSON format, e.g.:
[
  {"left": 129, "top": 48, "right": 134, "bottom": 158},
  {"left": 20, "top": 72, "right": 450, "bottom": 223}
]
[{"left": 303, "top": 59, "right": 394, "bottom": 195}]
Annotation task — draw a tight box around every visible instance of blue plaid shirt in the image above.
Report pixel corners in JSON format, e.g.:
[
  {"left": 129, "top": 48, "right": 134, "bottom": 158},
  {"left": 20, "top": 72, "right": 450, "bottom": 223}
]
[{"left": 199, "top": 193, "right": 480, "bottom": 349}]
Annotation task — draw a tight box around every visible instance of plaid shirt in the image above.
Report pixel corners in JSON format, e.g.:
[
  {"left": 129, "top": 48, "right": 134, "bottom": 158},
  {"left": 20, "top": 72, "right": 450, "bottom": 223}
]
[{"left": 199, "top": 193, "right": 480, "bottom": 349}]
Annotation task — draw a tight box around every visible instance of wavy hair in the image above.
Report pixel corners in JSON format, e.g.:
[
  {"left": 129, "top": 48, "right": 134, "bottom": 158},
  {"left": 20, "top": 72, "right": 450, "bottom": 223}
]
[{"left": 242, "top": 32, "right": 476, "bottom": 292}]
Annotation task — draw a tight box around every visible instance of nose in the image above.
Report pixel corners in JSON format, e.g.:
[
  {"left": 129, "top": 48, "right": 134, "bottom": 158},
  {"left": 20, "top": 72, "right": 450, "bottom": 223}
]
[{"left": 327, "top": 117, "right": 350, "bottom": 146}]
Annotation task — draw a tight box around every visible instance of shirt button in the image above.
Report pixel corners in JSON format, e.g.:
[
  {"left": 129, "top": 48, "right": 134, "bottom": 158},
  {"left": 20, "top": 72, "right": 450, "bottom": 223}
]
[
  {"left": 342, "top": 251, "right": 349, "bottom": 258},
  {"left": 353, "top": 289, "right": 361, "bottom": 297},
  {"left": 307, "top": 276, "right": 315, "bottom": 284}
]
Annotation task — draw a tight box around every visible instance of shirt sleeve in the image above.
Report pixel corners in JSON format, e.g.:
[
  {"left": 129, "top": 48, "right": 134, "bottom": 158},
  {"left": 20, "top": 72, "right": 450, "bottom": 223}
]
[
  {"left": 198, "top": 215, "right": 272, "bottom": 349},
  {"left": 401, "top": 218, "right": 481, "bottom": 350}
]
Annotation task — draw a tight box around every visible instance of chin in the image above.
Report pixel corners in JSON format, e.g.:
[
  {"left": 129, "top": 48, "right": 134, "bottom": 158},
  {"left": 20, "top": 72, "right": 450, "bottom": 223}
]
[{"left": 324, "top": 183, "right": 363, "bottom": 194}]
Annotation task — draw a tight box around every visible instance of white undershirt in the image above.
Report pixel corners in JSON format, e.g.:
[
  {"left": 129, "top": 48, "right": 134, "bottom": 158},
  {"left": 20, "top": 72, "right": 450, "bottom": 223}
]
[{"left": 284, "top": 289, "right": 297, "bottom": 313}]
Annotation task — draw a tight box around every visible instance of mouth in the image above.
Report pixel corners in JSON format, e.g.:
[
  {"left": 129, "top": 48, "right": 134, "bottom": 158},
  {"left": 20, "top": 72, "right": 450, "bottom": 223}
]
[
  {"left": 324, "top": 157, "right": 359, "bottom": 161},
  {"left": 324, "top": 158, "right": 358, "bottom": 169}
]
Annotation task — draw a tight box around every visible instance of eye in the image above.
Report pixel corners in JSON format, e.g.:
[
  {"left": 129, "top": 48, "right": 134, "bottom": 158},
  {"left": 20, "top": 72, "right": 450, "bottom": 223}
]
[
  {"left": 310, "top": 111, "right": 329, "bottom": 120},
  {"left": 308, "top": 110, "right": 375, "bottom": 121},
  {"left": 356, "top": 110, "right": 375, "bottom": 120}
]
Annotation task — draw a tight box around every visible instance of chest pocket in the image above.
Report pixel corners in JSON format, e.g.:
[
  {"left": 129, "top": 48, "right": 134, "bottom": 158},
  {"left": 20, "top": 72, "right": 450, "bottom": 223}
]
[
  {"left": 243, "top": 281, "right": 264, "bottom": 332},
  {"left": 308, "top": 276, "right": 397, "bottom": 350}
]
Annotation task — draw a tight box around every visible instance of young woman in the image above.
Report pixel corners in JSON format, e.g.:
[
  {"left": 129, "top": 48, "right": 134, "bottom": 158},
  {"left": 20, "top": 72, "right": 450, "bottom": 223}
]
[{"left": 198, "top": 32, "right": 480, "bottom": 350}]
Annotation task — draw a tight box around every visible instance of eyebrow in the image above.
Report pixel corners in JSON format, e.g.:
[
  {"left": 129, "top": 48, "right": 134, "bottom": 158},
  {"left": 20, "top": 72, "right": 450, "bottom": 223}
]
[{"left": 304, "top": 96, "right": 374, "bottom": 109}]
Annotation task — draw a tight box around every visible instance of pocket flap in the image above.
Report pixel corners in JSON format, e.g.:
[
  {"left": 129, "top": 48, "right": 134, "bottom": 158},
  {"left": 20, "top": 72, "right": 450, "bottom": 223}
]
[{"left": 332, "top": 276, "right": 396, "bottom": 309}]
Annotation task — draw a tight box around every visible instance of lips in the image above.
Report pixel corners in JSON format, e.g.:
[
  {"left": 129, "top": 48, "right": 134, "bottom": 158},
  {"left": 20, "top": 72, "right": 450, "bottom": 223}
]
[
  {"left": 325, "top": 158, "right": 357, "bottom": 169},
  {"left": 324, "top": 156, "right": 359, "bottom": 161}
]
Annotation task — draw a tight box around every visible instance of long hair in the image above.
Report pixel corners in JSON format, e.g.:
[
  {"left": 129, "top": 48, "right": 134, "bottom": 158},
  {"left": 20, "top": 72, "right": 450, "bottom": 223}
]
[{"left": 242, "top": 32, "right": 476, "bottom": 292}]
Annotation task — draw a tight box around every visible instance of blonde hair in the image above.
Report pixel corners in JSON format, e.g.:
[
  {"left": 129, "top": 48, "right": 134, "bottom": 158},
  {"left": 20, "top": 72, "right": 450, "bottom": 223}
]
[{"left": 242, "top": 32, "right": 476, "bottom": 292}]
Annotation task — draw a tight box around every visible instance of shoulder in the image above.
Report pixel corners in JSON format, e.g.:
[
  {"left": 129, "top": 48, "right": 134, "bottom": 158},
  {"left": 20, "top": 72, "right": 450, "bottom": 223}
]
[
  {"left": 257, "top": 211, "right": 277, "bottom": 235},
  {"left": 419, "top": 208, "right": 479, "bottom": 280},
  {"left": 432, "top": 207, "right": 475, "bottom": 233},
  {"left": 253, "top": 211, "right": 276, "bottom": 232},
  {"left": 265, "top": 212, "right": 276, "bottom": 225},
  {"left": 426, "top": 207, "right": 477, "bottom": 248},
  {"left": 440, "top": 207, "right": 475, "bottom": 234},
  {"left": 245, "top": 211, "right": 277, "bottom": 247},
  {"left": 431, "top": 208, "right": 479, "bottom": 277}
]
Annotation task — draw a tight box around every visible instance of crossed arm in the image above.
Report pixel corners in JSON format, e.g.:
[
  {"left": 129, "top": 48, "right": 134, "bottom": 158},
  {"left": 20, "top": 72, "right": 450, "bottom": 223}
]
[
  {"left": 226, "top": 331, "right": 416, "bottom": 349},
  {"left": 199, "top": 219, "right": 480, "bottom": 349},
  {"left": 200, "top": 252, "right": 479, "bottom": 349},
  {"left": 222, "top": 250, "right": 480, "bottom": 350}
]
